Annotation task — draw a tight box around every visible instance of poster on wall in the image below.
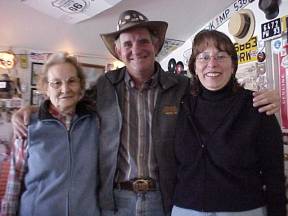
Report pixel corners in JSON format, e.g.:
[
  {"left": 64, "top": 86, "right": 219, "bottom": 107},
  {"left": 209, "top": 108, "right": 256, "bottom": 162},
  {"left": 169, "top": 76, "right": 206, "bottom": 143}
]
[
  {"left": 31, "top": 62, "right": 44, "bottom": 86},
  {"left": 81, "top": 63, "right": 105, "bottom": 89},
  {"left": 236, "top": 62, "right": 258, "bottom": 91},
  {"left": 278, "top": 52, "right": 288, "bottom": 131}
]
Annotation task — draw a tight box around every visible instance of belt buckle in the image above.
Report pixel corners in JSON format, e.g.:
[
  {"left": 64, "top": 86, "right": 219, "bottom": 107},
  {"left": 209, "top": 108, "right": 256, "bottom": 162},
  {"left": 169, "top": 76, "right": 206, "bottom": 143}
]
[{"left": 132, "top": 179, "right": 149, "bottom": 192}]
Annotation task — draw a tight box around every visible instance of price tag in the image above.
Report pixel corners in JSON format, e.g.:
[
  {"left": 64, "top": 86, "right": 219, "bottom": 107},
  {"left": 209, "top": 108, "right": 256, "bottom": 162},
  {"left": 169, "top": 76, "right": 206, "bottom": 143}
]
[{"left": 261, "top": 18, "right": 282, "bottom": 40}]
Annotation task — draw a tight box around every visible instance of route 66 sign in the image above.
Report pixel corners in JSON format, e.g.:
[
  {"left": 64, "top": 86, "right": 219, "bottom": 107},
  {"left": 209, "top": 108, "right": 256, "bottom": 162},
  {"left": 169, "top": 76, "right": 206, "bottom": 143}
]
[{"left": 52, "top": 0, "right": 87, "bottom": 13}]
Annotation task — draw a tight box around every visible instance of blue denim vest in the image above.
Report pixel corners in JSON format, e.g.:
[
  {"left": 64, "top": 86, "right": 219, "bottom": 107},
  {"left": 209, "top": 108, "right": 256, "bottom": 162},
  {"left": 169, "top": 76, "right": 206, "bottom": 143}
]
[{"left": 19, "top": 111, "right": 100, "bottom": 216}]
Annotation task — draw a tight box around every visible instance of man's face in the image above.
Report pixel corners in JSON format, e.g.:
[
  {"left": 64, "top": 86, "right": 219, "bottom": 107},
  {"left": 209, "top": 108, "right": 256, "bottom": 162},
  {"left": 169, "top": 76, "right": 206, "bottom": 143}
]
[{"left": 116, "top": 27, "right": 158, "bottom": 77}]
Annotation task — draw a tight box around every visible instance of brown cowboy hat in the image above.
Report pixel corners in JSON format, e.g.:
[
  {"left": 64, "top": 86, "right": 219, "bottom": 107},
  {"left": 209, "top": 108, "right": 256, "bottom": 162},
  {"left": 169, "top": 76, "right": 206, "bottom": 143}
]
[{"left": 100, "top": 10, "right": 168, "bottom": 60}]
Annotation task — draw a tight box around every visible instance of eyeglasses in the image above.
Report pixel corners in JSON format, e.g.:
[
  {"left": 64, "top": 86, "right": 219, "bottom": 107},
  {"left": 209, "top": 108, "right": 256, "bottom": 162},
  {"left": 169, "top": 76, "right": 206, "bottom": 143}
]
[
  {"left": 196, "top": 52, "right": 230, "bottom": 63},
  {"left": 48, "top": 77, "right": 80, "bottom": 89}
]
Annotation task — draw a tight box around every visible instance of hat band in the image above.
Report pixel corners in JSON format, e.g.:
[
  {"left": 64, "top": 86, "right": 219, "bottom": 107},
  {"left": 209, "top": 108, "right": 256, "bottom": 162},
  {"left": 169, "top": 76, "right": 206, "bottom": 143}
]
[
  {"left": 238, "top": 14, "right": 251, "bottom": 39},
  {"left": 118, "top": 20, "right": 146, "bottom": 31}
]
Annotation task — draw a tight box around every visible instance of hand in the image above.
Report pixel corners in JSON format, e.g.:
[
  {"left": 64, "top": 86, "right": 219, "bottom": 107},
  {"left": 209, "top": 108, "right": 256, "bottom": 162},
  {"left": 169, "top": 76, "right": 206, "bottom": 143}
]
[
  {"left": 12, "top": 106, "right": 36, "bottom": 138},
  {"left": 253, "top": 89, "right": 280, "bottom": 115}
]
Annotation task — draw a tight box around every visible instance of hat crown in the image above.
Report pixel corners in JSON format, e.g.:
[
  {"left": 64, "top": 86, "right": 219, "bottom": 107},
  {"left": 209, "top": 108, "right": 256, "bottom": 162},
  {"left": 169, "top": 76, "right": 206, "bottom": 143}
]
[
  {"left": 228, "top": 9, "right": 255, "bottom": 44},
  {"left": 117, "top": 10, "right": 148, "bottom": 31},
  {"left": 229, "top": 13, "right": 243, "bottom": 36},
  {"left": 259, "top": 0, "right": 279, "bottom": 19},
  {"left": 229, "top": 13, "right": 250, "bottom": 37}
]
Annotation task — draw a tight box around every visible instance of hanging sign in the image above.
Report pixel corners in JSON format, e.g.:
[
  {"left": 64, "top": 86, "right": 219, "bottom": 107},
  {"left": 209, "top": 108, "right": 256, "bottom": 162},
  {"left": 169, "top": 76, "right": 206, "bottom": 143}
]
[
  {"left": 279, "top": 53, "right": 288, "bottom": 130},
  {"left": 22, "top": 0, "right": 122, "bottom": 24},
  {"left": 234, "top": 36, "right": 257, "bottom": 64}
]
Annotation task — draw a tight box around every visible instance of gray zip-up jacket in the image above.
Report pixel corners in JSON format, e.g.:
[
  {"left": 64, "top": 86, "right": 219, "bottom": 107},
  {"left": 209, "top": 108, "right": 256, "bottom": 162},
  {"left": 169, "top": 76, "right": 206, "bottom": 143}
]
[{"left": 92, "top": 63, "right": 190, "bottom": 214}]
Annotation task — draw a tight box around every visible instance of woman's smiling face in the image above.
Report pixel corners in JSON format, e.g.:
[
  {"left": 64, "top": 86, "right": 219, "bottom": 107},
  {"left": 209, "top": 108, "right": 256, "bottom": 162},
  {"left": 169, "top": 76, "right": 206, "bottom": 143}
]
[
  {"left": 46, "top": 63, "right": 82, "bottom": 114},
  {"left": 195, "top": 43, "right": 234, "bottom": 91}
]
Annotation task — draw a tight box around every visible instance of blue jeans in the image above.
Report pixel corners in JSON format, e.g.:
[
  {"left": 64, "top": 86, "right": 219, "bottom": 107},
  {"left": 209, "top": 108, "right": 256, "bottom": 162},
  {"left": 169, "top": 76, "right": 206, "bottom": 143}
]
[
  {"left": 102, "top": 189, "right": 166, "bottom": 216},
  {"left": 171, "top": 206, "right": 267, "bottom": 216}
]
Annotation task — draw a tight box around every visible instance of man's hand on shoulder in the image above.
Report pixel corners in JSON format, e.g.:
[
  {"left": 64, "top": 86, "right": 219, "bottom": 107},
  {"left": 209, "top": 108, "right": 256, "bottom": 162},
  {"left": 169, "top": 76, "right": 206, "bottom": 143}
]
[
  {"left": 12, "top": 105, "right": 38, "bottom": 139},
  {"left": 253, "top": 89, "right": 279, "bottom": 115}
]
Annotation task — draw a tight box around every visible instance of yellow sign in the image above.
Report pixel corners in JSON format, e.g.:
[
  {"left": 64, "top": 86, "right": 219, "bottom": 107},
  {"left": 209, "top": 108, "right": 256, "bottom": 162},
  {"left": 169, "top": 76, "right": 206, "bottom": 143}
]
[
  {"left": 19, "top": 54, "right": 28, "bottom": 69},
  {"left": 282, "top": 16, "right": 288, "bottom": 33},
  {"left": 234, "top": 36, "right": 257, "bottom": 64}
]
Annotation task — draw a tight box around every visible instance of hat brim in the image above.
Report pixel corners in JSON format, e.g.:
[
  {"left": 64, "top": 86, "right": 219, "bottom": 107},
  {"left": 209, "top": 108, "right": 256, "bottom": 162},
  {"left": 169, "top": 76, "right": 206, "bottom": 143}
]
[
  {"left": 100, "top": 21, "right": 168, "bottom": 60},
  {"left": 231, "top": 9, "right": 255, "bottom": 45}
]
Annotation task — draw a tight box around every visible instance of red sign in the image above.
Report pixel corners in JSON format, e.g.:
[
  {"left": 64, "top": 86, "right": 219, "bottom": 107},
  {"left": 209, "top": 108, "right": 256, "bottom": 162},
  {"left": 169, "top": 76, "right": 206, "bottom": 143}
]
[{"left": 279, "top": 53, "right": 288, "bottom": 130}]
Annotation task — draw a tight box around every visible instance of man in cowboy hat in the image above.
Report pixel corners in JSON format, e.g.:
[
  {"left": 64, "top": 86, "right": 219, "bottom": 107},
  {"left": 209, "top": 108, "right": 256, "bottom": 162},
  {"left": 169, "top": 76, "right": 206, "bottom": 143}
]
[
  {"left": 11, "top": 9, "right": 280, "bottom": 216},
  {"left": 97, "top": 10, "right": 188, "bottom": 216},
  {"left": 96, "top": 10, "right": 280, "bottom": 216}
]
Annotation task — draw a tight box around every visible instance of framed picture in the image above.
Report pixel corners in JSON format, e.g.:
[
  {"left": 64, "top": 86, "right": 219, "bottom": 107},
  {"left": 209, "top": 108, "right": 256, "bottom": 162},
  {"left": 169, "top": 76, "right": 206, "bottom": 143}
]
[
  {"left": 81, "top": 63, "right": 105, "bottom": 89},
  {"left": 30, "top": 88, "right": 45, "bottom": 105},
  {"left": 31, "top": 62, "right": 44, "bottom": 86}
]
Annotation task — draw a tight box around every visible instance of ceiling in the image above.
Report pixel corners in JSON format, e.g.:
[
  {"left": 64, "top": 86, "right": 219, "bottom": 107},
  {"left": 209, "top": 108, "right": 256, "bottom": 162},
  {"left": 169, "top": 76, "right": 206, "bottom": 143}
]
[{"left": 0, "top": 0, "right": 236, "bottom": 62}]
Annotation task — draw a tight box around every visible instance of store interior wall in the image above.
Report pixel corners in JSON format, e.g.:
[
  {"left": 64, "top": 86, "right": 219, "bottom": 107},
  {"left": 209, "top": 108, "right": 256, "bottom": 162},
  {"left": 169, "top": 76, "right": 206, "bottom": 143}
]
[{"left": 160, "top": 0, "right": 288, "bottom": 72}]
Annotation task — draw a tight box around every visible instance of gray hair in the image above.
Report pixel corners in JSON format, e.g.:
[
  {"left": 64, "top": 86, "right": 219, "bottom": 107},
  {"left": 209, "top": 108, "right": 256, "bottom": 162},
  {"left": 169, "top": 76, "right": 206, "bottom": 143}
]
[{"left": 37, "top": 52, "right": 86, "bottom": 92}]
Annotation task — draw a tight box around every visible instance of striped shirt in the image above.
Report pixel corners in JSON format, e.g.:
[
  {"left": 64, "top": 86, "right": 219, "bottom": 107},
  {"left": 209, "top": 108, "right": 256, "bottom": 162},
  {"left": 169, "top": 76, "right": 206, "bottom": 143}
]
[{"left": 116, "top": 70, "right": 159, "bottom": 182}]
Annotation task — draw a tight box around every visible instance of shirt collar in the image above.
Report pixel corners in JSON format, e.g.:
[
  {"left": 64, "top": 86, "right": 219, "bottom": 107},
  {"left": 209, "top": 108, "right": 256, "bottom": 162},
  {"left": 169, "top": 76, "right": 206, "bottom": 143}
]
[
  {"left": 48, "top": 104, "right": 75, "bottom": 129},
  {"left": 124, "top": 67, "right": 159, "bottom": 90}
]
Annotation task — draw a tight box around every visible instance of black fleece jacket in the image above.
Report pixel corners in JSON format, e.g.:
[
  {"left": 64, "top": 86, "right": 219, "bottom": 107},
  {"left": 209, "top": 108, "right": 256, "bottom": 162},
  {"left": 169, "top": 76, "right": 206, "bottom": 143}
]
[{"left": 174, "top": 84, "right": 286, "bottom": 216}]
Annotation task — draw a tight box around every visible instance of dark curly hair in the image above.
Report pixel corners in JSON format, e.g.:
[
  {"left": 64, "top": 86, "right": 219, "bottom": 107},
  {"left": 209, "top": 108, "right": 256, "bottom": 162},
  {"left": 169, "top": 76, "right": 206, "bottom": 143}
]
[{"left": 188, "top": 29, "right": 241, "bottom": 95}]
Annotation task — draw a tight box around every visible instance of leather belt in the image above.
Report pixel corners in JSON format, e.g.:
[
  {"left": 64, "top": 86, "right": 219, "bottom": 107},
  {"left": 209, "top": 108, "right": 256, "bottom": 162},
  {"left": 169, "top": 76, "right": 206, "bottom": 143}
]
[{"left": 116, "top": 178, "right": 157, "bottom": 192}]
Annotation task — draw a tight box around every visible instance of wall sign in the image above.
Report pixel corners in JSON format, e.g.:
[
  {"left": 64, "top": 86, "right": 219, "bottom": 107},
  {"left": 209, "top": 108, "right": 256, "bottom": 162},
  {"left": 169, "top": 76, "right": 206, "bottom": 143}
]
[
  {"left": 272, "top": 39, "right": 283, "bottom": 53},
  {"left": 261, "top": 18, "right": 282, "bottom": 40},
  {"left": 234, "top": 36, "right": 258, "bottom": 64},
  {"left": 279, "top": 53, "right": 288, "bottom": 131},
  {"left": 205, "top": 0, "right": 250, "bottom": 30}
]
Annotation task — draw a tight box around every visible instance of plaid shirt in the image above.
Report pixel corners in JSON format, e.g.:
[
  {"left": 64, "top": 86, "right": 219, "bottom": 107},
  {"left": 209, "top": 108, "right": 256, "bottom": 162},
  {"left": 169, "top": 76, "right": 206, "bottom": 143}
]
[
  {"left": 0, "top": 138, "right": 27, "bottom": 216},
  {"left": 0, "top": 105, "right": 73, "bottom": 216}
]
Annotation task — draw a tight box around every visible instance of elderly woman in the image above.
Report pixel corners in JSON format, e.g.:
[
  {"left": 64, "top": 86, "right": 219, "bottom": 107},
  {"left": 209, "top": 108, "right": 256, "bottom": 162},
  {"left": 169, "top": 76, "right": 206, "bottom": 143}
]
[
  {"left": 1, "top": 53, "right": 100, "bottom": 216},
  {"left": 172, "top": 30, "right": 286, "bottom": 216}
]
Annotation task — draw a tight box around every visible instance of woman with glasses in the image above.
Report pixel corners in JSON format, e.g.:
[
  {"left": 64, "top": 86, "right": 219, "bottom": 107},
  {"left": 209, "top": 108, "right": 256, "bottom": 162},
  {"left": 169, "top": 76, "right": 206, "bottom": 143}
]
[
  {"left": 1, "top": 53, "right": 100, "bottom": 216},
  {"left": 172, "top": 30, "right": 286, "bottom": 216}
]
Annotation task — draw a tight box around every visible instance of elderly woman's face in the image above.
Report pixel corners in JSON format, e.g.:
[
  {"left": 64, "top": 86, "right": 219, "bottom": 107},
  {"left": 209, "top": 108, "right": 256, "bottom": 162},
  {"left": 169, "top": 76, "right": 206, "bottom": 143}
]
[
  {"left": 195, "top": 44, "right": 234, "bottom": 91},
  {"left": 46, "top": 63, "right": 82, "bottom": 114}
]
